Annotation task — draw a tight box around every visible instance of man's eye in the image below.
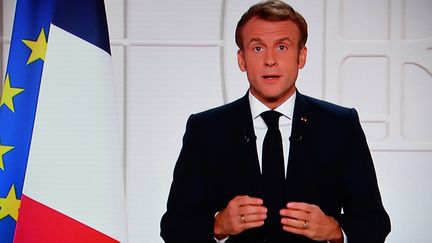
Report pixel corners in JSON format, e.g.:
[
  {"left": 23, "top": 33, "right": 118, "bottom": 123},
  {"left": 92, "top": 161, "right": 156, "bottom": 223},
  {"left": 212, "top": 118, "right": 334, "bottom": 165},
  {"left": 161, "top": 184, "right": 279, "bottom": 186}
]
[
  {"left": 253, "top": 46, "right": 264, "bottom": 52},
  {"left": 277, "top": 45, "right": 287, "bottom": 51}
]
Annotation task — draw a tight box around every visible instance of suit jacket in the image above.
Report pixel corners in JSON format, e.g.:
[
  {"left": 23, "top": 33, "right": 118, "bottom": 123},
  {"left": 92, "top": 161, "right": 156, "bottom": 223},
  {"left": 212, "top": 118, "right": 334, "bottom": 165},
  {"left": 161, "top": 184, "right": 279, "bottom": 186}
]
[{"left": 160, "top": 91, "right": 390, "bottom": 243}]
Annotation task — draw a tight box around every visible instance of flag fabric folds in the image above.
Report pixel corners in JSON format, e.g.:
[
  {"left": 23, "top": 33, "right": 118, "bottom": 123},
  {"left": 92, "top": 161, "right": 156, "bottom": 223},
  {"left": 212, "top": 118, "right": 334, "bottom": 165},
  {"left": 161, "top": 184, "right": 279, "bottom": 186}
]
[{"left": 0, "top": 0, "right": 127, "bottom": 242}]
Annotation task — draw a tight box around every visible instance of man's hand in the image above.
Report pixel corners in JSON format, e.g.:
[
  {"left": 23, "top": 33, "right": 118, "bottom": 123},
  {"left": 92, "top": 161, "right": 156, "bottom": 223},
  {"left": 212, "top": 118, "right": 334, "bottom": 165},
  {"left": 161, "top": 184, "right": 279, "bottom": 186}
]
[
  {"left": 213, "top": 195, "right": 267, "bottom": 239},
  {"left": 279, "top": 202, "right": 343, "bottom": 243}
]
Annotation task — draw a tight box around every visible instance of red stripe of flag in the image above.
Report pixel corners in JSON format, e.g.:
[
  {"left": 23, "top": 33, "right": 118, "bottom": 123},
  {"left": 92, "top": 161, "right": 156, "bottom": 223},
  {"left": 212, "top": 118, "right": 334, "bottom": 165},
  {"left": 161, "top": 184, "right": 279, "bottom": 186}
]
[{"left": 14, "top": 195, "right": 119, "bottom": 243}]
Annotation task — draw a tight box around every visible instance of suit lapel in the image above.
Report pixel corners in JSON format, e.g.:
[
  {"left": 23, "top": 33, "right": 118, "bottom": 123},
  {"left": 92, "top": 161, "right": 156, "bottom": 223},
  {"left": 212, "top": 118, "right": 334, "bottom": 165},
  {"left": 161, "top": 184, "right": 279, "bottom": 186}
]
[
  {"left": 290, "top": 92, "right": 309, "bottom": 147},
  {"left": 285, "top": 91, "right": 310, "bottom": 198},
  {"left": 235, "top": 93, "right": 263, "bottom": 197}
]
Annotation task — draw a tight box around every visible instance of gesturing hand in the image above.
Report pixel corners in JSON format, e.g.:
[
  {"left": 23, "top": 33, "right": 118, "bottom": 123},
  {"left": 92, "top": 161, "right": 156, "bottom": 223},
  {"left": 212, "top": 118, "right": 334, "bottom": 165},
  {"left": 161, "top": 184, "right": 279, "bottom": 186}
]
[
  {"left": 213, "top": 195, "right": 267, "bottom": 240},
  {"left": 279, "top": 202, "right": 343, "bottom": 243}
]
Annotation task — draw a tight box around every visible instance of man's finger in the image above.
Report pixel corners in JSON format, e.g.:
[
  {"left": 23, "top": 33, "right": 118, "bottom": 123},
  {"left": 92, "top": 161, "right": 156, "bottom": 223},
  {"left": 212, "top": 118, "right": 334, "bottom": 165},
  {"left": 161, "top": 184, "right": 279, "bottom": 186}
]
[
  {"left": 280, "top": 208, "right": 310, "bottom": 221},
  {"left": 244, "top": 220, "right": 265, "bottom": 229},
  {"left": 235, "top": 195, "right": 264, "bottom": 206},
  {"left": 286, "top": 201, "right": 314, "bottom": 212},
  {"left": 241, "top": 212, "right": 267, "bottom": 223},
  {"left": 281, "top": 217, "right": 307, "bottom": 228},
  {"left": 238, "top": 204, "right": 267, "bottom": 215},
  {"left": 283, "top": 225, "right": 309, "bottom": 236}
]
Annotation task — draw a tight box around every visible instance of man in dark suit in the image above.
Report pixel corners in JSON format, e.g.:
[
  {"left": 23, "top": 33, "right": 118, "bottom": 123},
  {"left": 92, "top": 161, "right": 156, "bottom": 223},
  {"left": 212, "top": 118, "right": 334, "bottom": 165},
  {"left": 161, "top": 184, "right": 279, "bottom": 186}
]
[{"left": 161, "top": 1, "right": 391, "bottom": 242}]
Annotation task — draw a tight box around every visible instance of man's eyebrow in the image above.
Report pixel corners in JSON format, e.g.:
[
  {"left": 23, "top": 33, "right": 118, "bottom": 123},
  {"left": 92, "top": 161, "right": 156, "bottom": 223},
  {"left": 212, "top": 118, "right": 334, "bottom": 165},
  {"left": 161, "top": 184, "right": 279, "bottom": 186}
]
[
  {"left": 248, "top": 38, "right": 263, "bottom": 45},
  {"left": 276, "top": 37, "right": 294, "bottom": 44},
  {"left": 247, "top": 37, "right": 294, "bottom": 45}
]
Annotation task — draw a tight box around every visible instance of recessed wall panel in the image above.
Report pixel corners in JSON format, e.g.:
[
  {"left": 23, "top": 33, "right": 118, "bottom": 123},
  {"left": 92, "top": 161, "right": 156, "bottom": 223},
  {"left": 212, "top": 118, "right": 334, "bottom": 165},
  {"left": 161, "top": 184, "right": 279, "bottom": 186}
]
[
  {"left": 342, "top": 0, "right": 390, "bottom": 40},
  {"left": 126, "top": 46, "right": 223, "bottom": 242},
  {"left": 128, "top": 0, "right": 223, "bottom": 40},
  {"left": 341, "top": 56, "right": 389, "bottom": 115},
  {"left": 404, "top": 0, "right": 432, "bottom": 39},
  {"left": 362, "top": 122, "right": 389, "bottom": 142},
  {"left": 402, "top": 64, "right": 432, "bottom": 142}
]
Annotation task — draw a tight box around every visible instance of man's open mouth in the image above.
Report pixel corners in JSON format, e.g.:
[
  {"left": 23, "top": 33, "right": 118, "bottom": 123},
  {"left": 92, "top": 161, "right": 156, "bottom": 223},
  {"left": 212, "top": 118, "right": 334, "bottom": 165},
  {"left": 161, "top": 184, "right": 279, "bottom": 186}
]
[{"left": 263, "top": 75, "right": 281, "bottom": 80}]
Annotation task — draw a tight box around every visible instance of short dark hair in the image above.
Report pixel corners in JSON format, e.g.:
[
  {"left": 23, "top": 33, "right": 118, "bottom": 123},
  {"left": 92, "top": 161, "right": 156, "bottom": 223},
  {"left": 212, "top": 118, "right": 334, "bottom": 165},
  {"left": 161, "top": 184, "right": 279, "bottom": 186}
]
[{"left": 235, "top": 0, "right": 308, "bottom": 50}]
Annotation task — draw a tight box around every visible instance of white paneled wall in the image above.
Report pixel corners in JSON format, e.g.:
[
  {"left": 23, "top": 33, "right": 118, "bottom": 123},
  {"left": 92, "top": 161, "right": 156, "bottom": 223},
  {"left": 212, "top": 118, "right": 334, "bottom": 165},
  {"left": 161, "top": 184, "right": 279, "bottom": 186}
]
[
  {"left": 326, "top": 0, "right": 432, "bottom": 151},
  {"left": 1, "top": 1, "right": 431, "bottom": 242}
]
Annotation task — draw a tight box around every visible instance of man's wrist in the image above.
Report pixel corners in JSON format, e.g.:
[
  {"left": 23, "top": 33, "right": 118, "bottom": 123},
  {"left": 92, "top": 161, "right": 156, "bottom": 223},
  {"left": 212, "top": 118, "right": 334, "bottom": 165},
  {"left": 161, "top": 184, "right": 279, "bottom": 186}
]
[
  {"left": 328, "top": 238, "right": 343, "bottom": 243},
  {"left": 327, "top": 217, "right": 344, "bottom": 243},
  {"left": 328, "top": 222, "right": 346, "bottom": 243},
  {"left": 213, "top": 211, "right": 229, "bottom": 240}
]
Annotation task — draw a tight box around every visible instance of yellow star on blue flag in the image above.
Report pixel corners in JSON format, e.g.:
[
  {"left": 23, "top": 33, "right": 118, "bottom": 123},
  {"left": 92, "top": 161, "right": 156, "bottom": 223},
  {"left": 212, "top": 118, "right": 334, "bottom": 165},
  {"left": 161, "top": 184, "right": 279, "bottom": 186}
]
[
  {"left": 0, "top": 144, "right": 14, "bottom": 170},
  {"left": 22, "top": 28, "right": 48, "bottom": 65},
  {"left": 0, "top": 74, "right": 25, "bottom": 112},
  {"left": 0, "top": 185, "right": 21, "bottom": 221}
]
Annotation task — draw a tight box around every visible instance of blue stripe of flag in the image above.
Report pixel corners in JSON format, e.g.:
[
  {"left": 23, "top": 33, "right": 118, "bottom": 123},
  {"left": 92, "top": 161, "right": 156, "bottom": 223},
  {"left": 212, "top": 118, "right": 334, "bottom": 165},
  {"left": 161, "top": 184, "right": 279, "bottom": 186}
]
[
  {"left": 0, "top": 0, "right": 55, "bottom": 242},
  {"left": 52, "top": 0, "right": 111, "bottom": 55}
]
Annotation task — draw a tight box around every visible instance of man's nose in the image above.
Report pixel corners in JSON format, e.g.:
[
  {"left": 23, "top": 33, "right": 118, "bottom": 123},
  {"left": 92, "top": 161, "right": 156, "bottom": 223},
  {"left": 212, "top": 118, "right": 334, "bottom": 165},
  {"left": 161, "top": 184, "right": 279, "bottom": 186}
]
[{"left": 264, "top": 50, "right": 277, "bottom": 67}]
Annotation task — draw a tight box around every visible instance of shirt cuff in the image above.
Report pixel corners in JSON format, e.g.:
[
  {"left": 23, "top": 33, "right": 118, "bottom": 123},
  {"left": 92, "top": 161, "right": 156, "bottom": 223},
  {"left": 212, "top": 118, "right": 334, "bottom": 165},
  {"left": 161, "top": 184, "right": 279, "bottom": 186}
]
[
  {"left": 342, "top": 228, "right": 347, "bottom": 243},
  {"left": 214, "top": 235, "right": 229, "bottom": 243}
]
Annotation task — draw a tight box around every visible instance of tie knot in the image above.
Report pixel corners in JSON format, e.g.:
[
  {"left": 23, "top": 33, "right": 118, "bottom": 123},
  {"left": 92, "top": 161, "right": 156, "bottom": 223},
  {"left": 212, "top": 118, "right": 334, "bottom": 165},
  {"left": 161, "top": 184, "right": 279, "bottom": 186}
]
[{"left": 261, "top": 110, "right": 282, "bottom": 130}]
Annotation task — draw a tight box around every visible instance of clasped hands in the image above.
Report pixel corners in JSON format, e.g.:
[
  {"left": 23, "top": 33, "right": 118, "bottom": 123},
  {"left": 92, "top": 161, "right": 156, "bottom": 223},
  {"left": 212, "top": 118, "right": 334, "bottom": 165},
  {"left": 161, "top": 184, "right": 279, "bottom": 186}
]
[{"left": 213, "top": 195, "right": 343, "bottom": 242}]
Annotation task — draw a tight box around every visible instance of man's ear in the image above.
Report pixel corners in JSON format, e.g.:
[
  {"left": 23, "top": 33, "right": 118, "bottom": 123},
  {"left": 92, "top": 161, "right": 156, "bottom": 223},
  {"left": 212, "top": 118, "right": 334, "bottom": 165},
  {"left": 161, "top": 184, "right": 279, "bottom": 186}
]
[
  {"left": 298, "top": 46, "right": 307, "bottom": 69},
  {"left": 237, "top": 49, "right": 246, "bottom": 72}
]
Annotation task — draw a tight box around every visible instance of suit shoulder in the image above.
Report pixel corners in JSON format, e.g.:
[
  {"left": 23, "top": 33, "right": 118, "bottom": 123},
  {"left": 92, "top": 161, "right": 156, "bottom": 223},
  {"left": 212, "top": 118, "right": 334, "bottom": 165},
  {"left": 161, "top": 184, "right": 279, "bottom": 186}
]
[
  {"left": 183, "top": 97, "right": 247, "bottom": 136},
  {"left": 191, "top": 96, "right": 246, "bottom": 122},
  {"left": 298, "top": 94, "right": 364, "bottom": 138},
  {"left": 298, "top": 94, "right": 362, "bottom": 127},
  {"left": 302, "top": 94, "right": 354, "bottom": 117}
]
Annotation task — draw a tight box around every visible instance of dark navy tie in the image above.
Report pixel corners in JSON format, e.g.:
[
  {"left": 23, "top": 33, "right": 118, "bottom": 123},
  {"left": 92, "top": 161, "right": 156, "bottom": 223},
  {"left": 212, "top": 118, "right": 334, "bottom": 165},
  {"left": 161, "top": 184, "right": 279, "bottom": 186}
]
[{"left": 261, "top": 110, "right": 285, "bottom": 233}]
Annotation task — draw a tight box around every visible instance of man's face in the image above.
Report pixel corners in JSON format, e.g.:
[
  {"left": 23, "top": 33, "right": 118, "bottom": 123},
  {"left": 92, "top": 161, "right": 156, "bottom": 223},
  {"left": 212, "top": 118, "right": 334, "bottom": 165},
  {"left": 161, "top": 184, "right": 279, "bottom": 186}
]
[{"left": 237, "top": 17, "right": 307, "bottom": 109}]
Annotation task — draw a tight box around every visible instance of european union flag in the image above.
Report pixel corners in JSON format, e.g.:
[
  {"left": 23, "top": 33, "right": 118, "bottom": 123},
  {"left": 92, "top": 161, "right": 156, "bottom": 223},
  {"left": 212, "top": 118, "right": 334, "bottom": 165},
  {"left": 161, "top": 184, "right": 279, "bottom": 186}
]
[{"left": 0, "top": 0, "right": 55, "bottom": 242}]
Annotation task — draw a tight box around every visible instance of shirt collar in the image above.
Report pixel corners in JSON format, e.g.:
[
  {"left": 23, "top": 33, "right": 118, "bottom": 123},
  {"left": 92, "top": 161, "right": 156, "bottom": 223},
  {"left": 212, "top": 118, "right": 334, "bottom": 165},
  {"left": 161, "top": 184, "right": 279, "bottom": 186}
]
[{"left": 248, "top": 91, "right": 296, "bottom": 120}]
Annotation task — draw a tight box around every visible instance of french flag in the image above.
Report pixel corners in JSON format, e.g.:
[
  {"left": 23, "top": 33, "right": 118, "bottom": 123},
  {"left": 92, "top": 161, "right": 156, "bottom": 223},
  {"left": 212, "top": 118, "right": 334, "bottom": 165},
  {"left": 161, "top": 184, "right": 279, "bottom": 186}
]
[{"left": 0, "top": 0, "right": 127, "bottom": 242}]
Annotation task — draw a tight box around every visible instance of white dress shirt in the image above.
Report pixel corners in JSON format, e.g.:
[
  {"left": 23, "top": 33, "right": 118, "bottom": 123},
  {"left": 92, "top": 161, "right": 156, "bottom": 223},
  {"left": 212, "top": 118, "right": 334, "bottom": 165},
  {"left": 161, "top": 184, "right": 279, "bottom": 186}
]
[{"left": 248, "top": 91, "right": 295, "bottom": 176}]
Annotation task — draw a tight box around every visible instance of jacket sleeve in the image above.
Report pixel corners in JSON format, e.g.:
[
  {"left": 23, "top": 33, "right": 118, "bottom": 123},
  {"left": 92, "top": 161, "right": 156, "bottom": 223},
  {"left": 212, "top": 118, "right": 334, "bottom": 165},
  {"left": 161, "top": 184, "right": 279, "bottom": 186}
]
[
  {"left": 339, "top": 108, "right": 391, "bottom": 243},
  {"left": 160, "top": 114, "right": 216, "bottom": 243}
]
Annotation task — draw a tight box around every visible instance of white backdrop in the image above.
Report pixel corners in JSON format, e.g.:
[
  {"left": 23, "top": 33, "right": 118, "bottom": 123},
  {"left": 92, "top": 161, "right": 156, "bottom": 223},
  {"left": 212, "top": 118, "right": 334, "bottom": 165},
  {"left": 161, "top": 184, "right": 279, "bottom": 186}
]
[{"left": 1, "top": 0, "right": 432, "bottom": 242}]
